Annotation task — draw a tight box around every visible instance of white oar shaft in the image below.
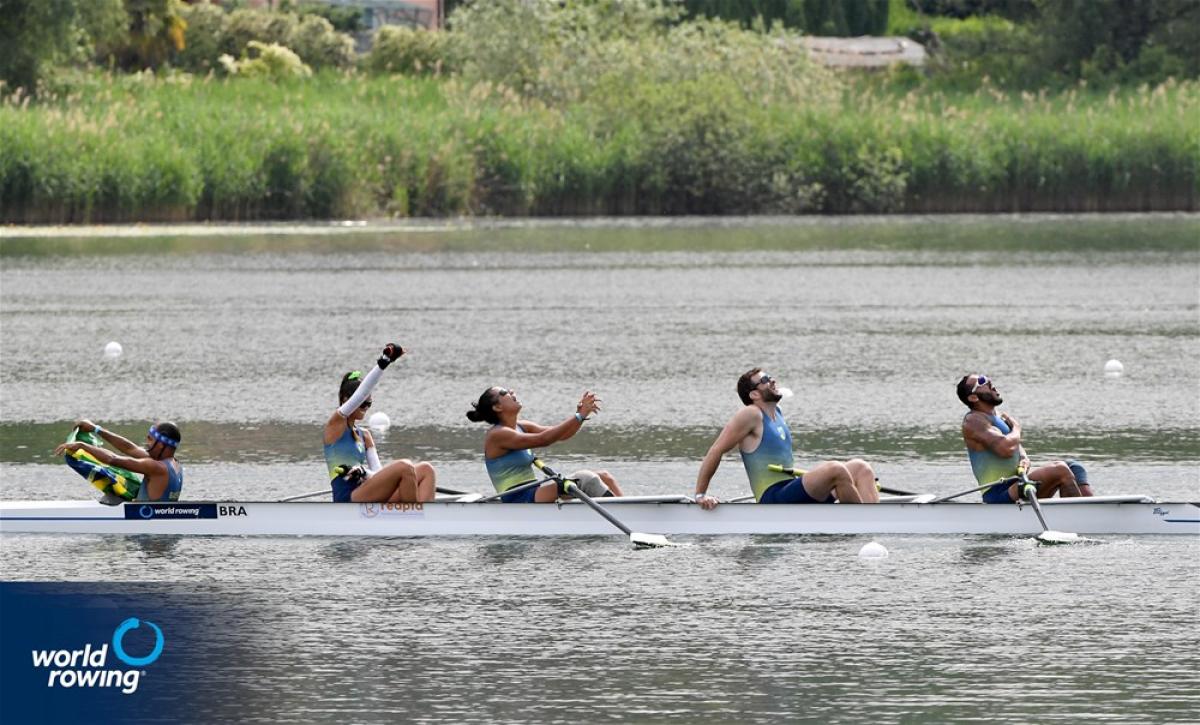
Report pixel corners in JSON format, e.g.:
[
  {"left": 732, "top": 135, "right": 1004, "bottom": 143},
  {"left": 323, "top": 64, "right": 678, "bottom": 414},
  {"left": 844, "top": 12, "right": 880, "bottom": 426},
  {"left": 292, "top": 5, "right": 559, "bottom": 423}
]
[
  {"left": 279, "top": 489, "right": 330, "bottom": 502},
  {"left": 473, "top": 476, "right": 554, "bottom": 503},
  {"left": 931, "top": 475, "right": 1019, "bottom": 503}
]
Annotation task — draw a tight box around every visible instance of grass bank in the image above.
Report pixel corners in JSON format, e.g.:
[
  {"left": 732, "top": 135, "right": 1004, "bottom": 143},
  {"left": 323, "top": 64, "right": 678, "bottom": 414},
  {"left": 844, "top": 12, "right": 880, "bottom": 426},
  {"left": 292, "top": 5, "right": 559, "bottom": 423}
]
[{"left": 1, "top": 73, "right": 1196, "bottom": 222}]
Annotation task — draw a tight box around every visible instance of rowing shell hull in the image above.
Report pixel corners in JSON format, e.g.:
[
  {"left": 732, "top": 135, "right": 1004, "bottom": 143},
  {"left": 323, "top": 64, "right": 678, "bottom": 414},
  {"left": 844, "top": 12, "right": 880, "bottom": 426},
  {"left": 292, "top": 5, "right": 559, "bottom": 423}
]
[{"left": 1, "top": 498, "right": 1197, "bottom": 537}]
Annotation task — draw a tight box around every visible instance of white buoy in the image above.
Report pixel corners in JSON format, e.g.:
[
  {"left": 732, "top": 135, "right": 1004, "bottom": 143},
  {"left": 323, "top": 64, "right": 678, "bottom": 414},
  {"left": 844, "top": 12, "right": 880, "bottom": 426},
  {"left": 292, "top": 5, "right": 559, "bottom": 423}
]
[
  {"left": 368, "top": 411, "right": 391, "bottom": 431},
  {"left": 778, "top": 387, "right": 794, "bottom": 399},
  {"left": 103, "top": 341, "right": 123, "bottom": 359},
  {"left": 1104, "top": 359, "right": 1124, "bottom": 378},
  {"left": 858, "top": 541, "right": 889, "bottom": 560}
]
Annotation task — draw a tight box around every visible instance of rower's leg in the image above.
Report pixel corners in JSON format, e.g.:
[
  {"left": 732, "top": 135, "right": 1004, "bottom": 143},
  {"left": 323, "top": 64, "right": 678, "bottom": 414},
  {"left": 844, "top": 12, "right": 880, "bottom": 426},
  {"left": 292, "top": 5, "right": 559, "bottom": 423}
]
[
  {"left": 533, "top": 481, "right": 561, "bottom": 503},
  {"left": 799, "top": 461, "right": 862, "bottom": 503},
  {"left": 1028, "top": 461, "right": 1079, "bottom": 498},
  {"left": 350, "top": 460, "right": 414, "bottom": 503},
  {"left": 387, "top": 459, "right": 420, "bottom": 502},
  {"left": 1067, "top": 460, "right": 1094, "bottom": 497},
  {"left": 845, "top": 459, "right": 879, "bottom": 503},
  {"left": 597, "top": 470, "right": 623, "bottom": 497},
  {"left": 414, "top": 461, "right": 437, "bottom": 502}
]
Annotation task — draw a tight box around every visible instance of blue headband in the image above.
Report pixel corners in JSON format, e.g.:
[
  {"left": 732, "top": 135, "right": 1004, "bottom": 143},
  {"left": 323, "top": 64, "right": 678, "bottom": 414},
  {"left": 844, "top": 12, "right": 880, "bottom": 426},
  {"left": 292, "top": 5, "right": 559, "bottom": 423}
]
[{"left": 148, "top": 426, "right": 179, "bottom": 449}]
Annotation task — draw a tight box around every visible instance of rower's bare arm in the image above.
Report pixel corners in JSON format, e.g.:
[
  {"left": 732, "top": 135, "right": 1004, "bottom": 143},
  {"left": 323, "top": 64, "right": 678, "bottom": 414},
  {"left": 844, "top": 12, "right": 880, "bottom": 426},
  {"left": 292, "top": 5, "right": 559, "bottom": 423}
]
[
  {"left": 696, "top": 407, "right": 759, "bottom": 493},
  {"left": 107, "top": 454, "right": 167, "bottom": 478},
  {"left": 323, "top": 412, "right": 347, "bottom": 445},
  {"left": 489, "top": 417, "right": 583, "bottom": 450},
  {"left": 517, "top": 420, "right": 548, "bottom": 434},
  {"left": 77, "top": 420, "right": 146, "bottom": 457},
  {"left": 963, "top": 414, "right": 1021, "bottom": 457}
]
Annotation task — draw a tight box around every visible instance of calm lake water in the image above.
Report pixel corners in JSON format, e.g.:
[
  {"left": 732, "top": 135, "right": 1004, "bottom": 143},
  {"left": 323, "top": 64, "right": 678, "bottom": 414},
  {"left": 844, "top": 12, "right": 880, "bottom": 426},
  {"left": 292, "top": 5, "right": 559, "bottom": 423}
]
[{"left": 2, "top": 215, "right": 1198, "bottom": 723}]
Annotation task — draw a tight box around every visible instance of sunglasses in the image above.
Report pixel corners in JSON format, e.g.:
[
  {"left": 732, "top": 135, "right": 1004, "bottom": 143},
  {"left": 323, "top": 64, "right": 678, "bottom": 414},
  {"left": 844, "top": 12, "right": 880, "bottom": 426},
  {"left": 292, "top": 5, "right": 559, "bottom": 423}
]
[
  {"left": 358, "top": 399, "right": 373, "bottom": 410},
  {"left": 970, "top": 375, "right": 990, "bottom": 394},
  {"left": 754, "top": 374, "right": 774, "bottom": 387},
  {"left": 495, "top": 388, "right": 513, "bottom": 398}
]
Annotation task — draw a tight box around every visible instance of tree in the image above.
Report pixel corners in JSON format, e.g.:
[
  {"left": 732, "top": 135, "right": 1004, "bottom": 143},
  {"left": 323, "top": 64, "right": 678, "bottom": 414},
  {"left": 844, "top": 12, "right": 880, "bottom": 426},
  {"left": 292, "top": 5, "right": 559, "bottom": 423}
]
[{"left": 0, "top": 0, "right": 78, "bottom": 92}]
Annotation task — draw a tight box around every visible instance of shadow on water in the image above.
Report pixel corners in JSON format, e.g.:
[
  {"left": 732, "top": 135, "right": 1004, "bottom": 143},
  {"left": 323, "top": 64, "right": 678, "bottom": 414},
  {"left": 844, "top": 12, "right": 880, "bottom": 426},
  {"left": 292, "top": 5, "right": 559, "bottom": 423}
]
[
  {"left": 957, "top": 536, "right": 1024, "bottom": 565},
  {"left": 318, "top": 538, "right": 378, "bottom": 564},
  {"left": 476, "top": 539, "right": 536, "bottom": 565},
  {"left": 126, "top": 535, "right": 184, "bottom": 559}
]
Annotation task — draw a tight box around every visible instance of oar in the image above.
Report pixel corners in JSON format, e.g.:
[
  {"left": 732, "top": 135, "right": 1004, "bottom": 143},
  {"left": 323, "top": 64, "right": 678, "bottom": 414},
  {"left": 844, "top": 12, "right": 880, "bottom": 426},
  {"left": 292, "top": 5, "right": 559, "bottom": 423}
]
[
  {"left": 767, "top": 463, "right": 916, "bottom": 497},
  {"left": 930, "top": 475, "right": 1021, "bottom": 503},
  {"left": 532, "top": 459, "right": 678, "bottom": 549},
  {"left": 1017, "top": 472, "right": 1080, "bottom": 545},
  {"left": 280, "top": 484, "right": 471, "bottom": 502},
  {"left": 472, "top": 476, "right": 555, "bottom": 503}
]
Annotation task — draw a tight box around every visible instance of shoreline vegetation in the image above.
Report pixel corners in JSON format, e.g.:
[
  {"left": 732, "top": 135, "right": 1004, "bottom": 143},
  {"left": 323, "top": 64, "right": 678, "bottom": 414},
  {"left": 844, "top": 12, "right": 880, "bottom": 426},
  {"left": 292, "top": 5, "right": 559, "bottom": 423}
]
[{"left": 1, "top": 1, "right": 1197, "bottom": 222}]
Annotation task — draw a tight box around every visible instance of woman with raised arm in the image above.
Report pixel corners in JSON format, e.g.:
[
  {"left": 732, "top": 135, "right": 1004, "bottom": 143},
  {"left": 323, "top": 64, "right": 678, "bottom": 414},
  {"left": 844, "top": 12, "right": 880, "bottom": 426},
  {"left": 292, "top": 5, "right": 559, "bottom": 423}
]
[
  {"left": 466, "top": 386, "right": 624, "bottom": 503},
  {"left": 324, "top": 343, "right": 436, "bottom": 503}
]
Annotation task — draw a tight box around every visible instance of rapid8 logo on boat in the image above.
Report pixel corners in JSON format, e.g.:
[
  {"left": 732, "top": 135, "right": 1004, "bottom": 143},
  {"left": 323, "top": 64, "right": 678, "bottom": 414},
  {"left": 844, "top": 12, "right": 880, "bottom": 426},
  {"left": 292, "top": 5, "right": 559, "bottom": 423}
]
[{"left": 29, "top": 617, "right": 164, "bottom": 695}]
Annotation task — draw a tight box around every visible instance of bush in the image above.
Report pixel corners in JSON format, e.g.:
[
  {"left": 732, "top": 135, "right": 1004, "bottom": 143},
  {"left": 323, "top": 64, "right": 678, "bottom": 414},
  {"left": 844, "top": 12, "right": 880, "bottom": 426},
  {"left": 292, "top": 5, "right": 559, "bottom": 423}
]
[
  {"left": 219, "top": 41, "right": 312, "bottom": 79},
  {"left": 224, "top": 8, "right": 297, "bottom": 58},
  {"left": 364, "top": 26, "right": 455, "bottom": 75},
  {"left": 288, "top": 15, "right": 355, "bottom": 70},
  {"left": 222, "top": 9, "right": 353, "bottom": 70},
  {"left": 176, "top": 2, "right": 228, "bottom": 72}
]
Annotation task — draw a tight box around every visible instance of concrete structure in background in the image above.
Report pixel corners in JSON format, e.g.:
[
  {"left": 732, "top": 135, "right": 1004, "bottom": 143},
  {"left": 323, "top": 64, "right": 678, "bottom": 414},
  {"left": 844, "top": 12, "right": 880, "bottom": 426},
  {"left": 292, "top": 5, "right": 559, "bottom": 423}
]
[
  {"left": 801, "top": 36, "right": 926, "bottom": 68},
  {"left": 325, "top": 0, "right": 443, "bottom": 30}
]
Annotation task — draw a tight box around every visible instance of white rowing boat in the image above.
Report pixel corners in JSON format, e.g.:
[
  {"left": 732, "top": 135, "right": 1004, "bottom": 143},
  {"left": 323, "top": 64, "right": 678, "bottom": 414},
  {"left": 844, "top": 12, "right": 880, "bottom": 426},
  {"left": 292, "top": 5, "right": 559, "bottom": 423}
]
[{"left": 0, "top": 495, "right": 1196, "bottom": 537}]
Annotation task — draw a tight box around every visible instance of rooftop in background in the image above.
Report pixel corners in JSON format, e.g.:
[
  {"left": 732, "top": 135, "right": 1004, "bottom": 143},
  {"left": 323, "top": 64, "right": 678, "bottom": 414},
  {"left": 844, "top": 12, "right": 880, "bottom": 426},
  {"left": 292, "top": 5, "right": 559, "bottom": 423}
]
[{"left": 801, "top": 36, "right": 926, "bottom": 68}]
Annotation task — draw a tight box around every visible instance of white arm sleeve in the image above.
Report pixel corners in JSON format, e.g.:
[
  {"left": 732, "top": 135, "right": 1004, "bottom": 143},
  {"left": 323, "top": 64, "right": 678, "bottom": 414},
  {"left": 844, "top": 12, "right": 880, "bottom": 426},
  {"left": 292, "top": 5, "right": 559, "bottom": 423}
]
[
  {"left": 366, "top": 445, "right": 382, "bottom": 474},
  {"left": 337, "top": 365, "right": 384, "bottom": 418}
]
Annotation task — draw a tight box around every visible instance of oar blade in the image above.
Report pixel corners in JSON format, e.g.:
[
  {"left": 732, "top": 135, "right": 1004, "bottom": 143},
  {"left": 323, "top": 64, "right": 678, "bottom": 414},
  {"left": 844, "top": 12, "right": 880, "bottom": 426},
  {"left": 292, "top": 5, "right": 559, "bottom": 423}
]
[
  {"left": 1036, "top": 530, "right": 1081, "bottom": 545},
  {"left": 630, "top": 532, "right": 684, "bottom": 549}
]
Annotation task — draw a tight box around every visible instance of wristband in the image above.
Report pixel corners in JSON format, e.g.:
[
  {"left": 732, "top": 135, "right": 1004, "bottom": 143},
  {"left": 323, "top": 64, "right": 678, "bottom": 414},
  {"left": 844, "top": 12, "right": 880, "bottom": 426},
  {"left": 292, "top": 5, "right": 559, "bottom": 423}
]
[
  {"left": 694, "top": 492, "right": 707, "bottom": 501},
  {"left": 574, "top": 412, "right": 585, "bottom": 423},
  {"left": 92, "top": 425, "right": 105, "bottom": 437}
]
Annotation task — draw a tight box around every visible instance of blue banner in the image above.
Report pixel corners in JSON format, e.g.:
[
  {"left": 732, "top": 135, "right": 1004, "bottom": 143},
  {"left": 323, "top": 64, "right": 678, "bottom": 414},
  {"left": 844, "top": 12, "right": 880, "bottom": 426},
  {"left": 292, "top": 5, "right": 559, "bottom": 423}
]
[{"left": 0, "top": 582, "right": 229, "bottom": 724}]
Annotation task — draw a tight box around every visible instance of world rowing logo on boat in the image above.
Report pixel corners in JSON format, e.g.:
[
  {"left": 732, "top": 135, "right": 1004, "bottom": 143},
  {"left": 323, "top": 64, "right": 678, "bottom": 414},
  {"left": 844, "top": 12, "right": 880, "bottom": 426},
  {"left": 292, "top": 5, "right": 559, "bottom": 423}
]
[
  {"left": 29, "top": 617, "right": 163, "bottom": 695},
  {"left": 359, "top": 502, "right": 425, "bottom": 519}
]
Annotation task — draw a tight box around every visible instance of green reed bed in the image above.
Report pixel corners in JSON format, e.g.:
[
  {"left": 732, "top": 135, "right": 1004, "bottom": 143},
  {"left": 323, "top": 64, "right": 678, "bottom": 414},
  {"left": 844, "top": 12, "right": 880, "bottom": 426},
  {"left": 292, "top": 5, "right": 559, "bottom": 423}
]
[{"left": 0, "top": 73, "right": 1196, "bottom": 222}]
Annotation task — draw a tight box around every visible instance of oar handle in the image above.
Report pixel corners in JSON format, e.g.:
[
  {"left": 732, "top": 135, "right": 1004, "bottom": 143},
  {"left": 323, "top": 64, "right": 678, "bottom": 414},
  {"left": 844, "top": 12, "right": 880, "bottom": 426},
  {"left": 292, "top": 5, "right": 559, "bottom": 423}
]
[{"left": 767, "top": 463, "right": 806, "bottom": 476}]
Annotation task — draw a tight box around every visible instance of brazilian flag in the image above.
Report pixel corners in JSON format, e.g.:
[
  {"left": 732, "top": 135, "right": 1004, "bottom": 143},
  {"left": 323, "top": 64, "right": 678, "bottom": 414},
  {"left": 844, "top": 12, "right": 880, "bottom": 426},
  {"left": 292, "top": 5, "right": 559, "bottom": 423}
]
[{"left": 63, "top": 428, "right": 142, "bottom": 500}]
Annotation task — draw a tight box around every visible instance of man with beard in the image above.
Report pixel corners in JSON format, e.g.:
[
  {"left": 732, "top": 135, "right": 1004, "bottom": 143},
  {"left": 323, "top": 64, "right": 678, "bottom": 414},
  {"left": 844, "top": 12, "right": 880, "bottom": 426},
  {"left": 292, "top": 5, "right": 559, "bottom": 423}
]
[
  {"left": 957, "top": 373, "right": 1095, "bottom": 503},
  {"left": 693, "top": 368, "right": 879, "bottom": 510}
]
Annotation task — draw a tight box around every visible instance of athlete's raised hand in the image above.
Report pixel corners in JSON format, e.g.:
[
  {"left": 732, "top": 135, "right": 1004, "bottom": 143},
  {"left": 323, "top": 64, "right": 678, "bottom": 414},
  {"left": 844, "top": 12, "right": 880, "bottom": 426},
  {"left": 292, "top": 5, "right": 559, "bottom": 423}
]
[{"left": 378, "top": 343, "right": 405, "bottom": 369}]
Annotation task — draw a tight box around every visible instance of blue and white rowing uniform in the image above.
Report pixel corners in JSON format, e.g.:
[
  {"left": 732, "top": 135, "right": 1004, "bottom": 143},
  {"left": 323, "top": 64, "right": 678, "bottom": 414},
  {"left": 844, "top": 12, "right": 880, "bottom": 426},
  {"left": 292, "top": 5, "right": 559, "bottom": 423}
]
[
  {"left": 135, "top": 458, "right": 183, "bottom": 502},
  {"left": 325, "top": 423, "right": 367, "bottom": 503},
  {"left": 741, "top": 408, "right": 834, "bottom": 504},
  {"left": 968, "top": 414, "right": 1022, "bottom": 504},
  {"left": 485, "top": 425, "right": 539, "bottom": 503}
]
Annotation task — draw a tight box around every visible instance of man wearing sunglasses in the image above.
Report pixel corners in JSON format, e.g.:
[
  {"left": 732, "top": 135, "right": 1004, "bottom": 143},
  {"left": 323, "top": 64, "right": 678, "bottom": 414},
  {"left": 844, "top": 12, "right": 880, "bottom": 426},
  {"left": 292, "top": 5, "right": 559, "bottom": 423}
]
[
  {"left": 957, "top": 374, "right": 1094, "bottom": 503},
  {"left": 693, "top": 368, "right": 879, "bottom": 509}
]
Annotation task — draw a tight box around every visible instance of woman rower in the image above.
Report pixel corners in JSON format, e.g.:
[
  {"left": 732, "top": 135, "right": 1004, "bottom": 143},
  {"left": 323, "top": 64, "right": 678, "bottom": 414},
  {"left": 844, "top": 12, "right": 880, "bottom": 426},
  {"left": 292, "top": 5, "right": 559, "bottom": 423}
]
[
  {"left": 324, "top": 343, "right": 436, "bottom": 503},
  {"left": 466, "top": 386, "right": 623, "bottom": 502}
]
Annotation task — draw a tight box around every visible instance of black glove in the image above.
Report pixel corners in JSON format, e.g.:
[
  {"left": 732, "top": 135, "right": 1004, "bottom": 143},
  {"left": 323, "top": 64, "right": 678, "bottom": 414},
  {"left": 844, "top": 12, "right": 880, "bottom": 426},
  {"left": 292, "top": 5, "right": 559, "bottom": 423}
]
[
  {"left": 333, "top": 465, "right": 368, "bottom": 483},
  {"left": 377, "top": 343, "right": 404, "bottom": 370},
  {"left": 1017, "top": 481, "right": 1036, "bottom": 501}
]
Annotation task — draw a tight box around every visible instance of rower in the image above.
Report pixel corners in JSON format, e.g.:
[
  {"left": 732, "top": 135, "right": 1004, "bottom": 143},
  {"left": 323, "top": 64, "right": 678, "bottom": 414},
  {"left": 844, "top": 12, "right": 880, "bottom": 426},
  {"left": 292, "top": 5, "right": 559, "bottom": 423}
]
[
  {"left": 958, "top": 374, "right": 1095, "bottom": 503},
  {"left": 56, "top": 420, "right": 183, "bottom": 504},
  {"left": 466, "top": 386, "right": 623, "bottom": 502},
  {"left": 693, "top": 368, "right": 879, "bottom": 509},
  {"left": 323, "top": 343, "right": 436, "bottom": 503}
]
